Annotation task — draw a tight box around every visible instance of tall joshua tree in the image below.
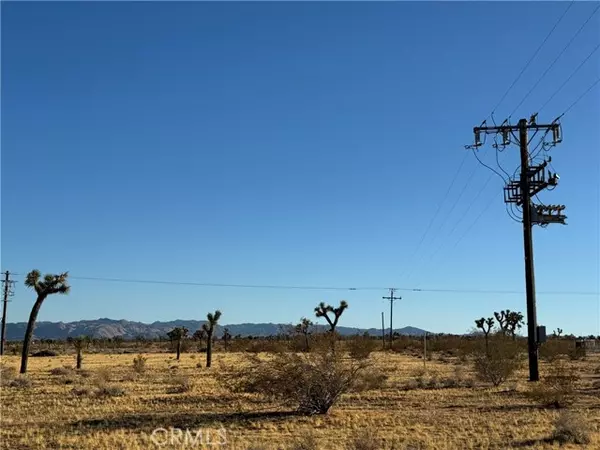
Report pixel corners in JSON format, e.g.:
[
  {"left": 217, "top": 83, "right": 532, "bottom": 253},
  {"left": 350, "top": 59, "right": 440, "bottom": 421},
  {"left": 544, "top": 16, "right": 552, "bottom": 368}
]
[
  {"left": 494, "top": 310, "right": 524, "bottom": 340},
  {"left": 295, "top": 317, "right": 313, "bottom": 352},
  {"left": 202, "top": 310, "right": 221, "bottom": 368},
  {"left": 315, "top": 301, "right": 348, "bottom": 348},
  {"left": 192, "top": 328, "right": 207, "bottom": 351},
  {"left": 475, "top": 317, "right": 495, "bottom": 355},
  {"left": 222, "top": 327, "right": 232, "bottom": 352},
  {"left": 21, "top": 270, "right": 70, "bottom": 374},
  {"left": 167, "top": 326, "right": 189, "bottom": 360},
  {"left": 68, "top": 335, "right": 91, "bottom": 369}
]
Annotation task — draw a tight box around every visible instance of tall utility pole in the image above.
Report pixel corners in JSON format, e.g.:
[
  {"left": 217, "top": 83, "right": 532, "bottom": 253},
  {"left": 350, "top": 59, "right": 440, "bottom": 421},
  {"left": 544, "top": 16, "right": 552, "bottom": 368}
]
[
  {"left": 1, "top": 271, "right": 16, "bottom": 356},
  {"left": 382, "top": 288, "right": 401, "bottom": 349},
  {"left": 381, "top": 312, "right": 385, "bottom": 350},
  {"left": 470, "top": 115, "right": 565, "bottom": 382}
]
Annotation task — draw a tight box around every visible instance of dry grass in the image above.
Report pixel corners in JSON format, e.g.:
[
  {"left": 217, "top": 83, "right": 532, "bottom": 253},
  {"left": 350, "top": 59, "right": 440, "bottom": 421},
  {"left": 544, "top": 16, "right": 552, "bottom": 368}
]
[{"left": 0, "top": 352, "right": 599, "bottom": 449}]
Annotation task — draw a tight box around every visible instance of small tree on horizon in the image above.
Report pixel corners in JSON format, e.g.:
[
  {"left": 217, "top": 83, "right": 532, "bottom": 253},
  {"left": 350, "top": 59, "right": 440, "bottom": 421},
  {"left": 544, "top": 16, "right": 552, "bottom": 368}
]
[
  {"left": 167, "top": 327, "right": 189, "bottom": 360},
  {"left": 202, "top": 310, "right": 221, "bottom": 368},
  {"left": 21, "top": 270, "right": 70, "bottom": 374},
  {"left": 295, "top": 318, "right": 313, "bottom": 352},
  {"left": 475, "top": 317, "right": 495, "bottom": 355},
  {"left": 315, "top": 301, "right": 348, "bottom": 349},
  {"left": 222, "top": 327, "right": 232, "bottom": 351},
  {"left": 494, "top": 310, "right": 524, "bottom": 340}
]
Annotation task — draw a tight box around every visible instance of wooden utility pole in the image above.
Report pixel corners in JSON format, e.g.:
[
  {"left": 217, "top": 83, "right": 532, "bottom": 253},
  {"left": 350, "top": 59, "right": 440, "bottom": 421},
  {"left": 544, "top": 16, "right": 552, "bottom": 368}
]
[
  {"left": 382, "top": 288, "right": 401, "bottom": 349},
  {"left": 1, "top": 271, "right": 15, "bottom": 356},
  {"left": 423, "top": 331, "right": 427, "bottom": 369},
  {"left": 471, "top": 115, "right": 564, "bottom": 382},
  {"left": 381, "top": 312, "right": 385, "bottom": 350}
]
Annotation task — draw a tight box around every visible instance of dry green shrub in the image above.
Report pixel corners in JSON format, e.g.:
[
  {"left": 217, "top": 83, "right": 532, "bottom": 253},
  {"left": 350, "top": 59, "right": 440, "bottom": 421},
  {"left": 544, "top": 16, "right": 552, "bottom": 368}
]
[
  {"left": 0, "top": 364, "right": 17, "bottom": 383},
  {"left": 132, "top": 354, "right": 147, "bottom": 374},
  {"left": 346, "top": 337, "right": 378, "bottom": 360},
  {"left": 289, "top": 432, "right": 319, "bottom": 450},
  {"left": 8, "top": 375, "right": 32, "bottom": 389},
  {"left": 49, "top": 366, "right": 73, "bottom": 376},
  {"left": 244, "top": 339, "right": 288, "bottom": 354},
  {"left": 472, "top": 337, "right": 523, "bottom": 386},
  {"left": 345, "top": 430, "right": 379, "bottom": 450},
  {"left": 95, "top": 385, "right": 125, "bottom": 398},
  {"left": 167, "top": 374, "right": 193, "bottom": 393},
  {"left": 223, "top": 348, "right": 380, "bottom": 415},
  {"left": 71, "top": 387, "right": 92, "bottom": 397},
  {"left": 527, "top": 361, "right": 579, "bottom": 408},
  {"left": 539, "top": 339, "right": 571, "bottom": 363},
  {"left": 550, "top": 411, "right": 592, "bottom": 445},
  {"left": 95, "top": 367, "right": 112, "bottom": 385}
]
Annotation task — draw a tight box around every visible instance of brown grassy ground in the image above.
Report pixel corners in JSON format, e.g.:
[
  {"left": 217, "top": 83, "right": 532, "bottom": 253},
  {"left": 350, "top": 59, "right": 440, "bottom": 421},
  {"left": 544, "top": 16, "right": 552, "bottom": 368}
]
[{"left": 1, "top": 352, "right": 599, "bottom": 449}]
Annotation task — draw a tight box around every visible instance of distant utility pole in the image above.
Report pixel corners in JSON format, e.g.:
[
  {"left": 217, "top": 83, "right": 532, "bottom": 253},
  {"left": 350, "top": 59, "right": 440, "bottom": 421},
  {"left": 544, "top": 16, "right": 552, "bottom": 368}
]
[
  {"left": 470, "top": 115, "right": 565, "bottom": 382},
  {"left": 1, "top": 271, "right": 16, "bottom": 356},
  {"left": 382, "top": 288, "right": 401, "bottom": 349},
  {"left": 381, "top": 312, "right": 385, "bottom": 350}
]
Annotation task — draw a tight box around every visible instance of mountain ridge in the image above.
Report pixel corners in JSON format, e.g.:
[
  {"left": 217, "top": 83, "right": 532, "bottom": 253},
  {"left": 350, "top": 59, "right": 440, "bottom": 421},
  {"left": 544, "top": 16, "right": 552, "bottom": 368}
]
[{"left": 4, "top": 318, "right": 429, "bottom": 340}]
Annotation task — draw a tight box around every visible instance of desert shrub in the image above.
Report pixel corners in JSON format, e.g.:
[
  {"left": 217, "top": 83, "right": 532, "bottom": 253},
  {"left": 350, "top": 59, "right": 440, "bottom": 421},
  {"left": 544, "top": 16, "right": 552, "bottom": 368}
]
[
  {"left": 539, "top": 340, "right": 571, "bottom": 363},
  {"left": 167, "top": 374, "right": 193, "bottom": 393},
  {"left": 223, "top": 348, "right": 379, "bottom": 415},
  {"left": 346, "top": 337, "right": 378, "bottom": 360},
  {"left": 0, "top": 364, "right": 17, "bottom": 382},
  {"left": 346, "top": 430, "right": 379, "bottom": 450},
  {"left": 568, "top": 346, "right": 586, "bottom": 361},
  {"left": 550, "top": 411, "right": 591, "bottom": 445},
  {"left": 289, "top": 432, "right": 319, "bottom": 450},
  {"left": 71, "top": 387, "right": 92, "bottom": 397},
  {"left": 472, "top": 337, "right": 523, "bottom": 386},
  {"left": 527, "top": 361, "right": 579, "bottom": 408},
  {"left": 78, "top": 369, "right": 93, "bottom": 378},
  {"left": 94, "top": 367, "right": 112, "bottom": 385},
  {"left": 352, "top": 368, "right": 388, "bottom": 392},
  {"left": 8, "top": 375, "right": 32, "bottom": 389},
  {"left": 49, "top": 366, "right": 73, "bottom": 376},
  {"left": 31, "top": 350, "right": 58, "bottom": 357},
  {"left": 132, "top": 354, "right": 147, "bottom": 374},
  {"left": 95, "top": 385, "right": 126, "bottom": 398},
  {"left": 245, "top": 340, "right": 288, "bottom": 354}
]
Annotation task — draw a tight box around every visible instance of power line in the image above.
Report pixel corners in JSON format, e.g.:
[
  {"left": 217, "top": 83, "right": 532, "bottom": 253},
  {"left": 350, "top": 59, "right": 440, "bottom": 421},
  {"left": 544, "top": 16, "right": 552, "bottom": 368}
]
[
  {"left": 538, "top": 42, "right": 600, "bottom": 114},
  {"left": 560, "top": 76, "right": 600, "bottom": 117},
  {"left": 488, "top": 0, "right": 575, "bottom": 118},
  {"left": 397, "top": 152, "right": 470, "bottom": 280},
  {"left": 509, "top": 3, "right": 600, "bottom": 118},
  {"left": 4, "top": 271, "right": 597, "bottom": 296}
]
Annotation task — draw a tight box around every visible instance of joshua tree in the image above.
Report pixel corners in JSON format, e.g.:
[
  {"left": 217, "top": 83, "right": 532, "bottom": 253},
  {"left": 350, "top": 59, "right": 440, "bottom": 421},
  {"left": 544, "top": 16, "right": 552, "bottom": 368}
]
[
  {"left": 475, "top": 317, "right": 495, "bottom": 355},
  {"left": 494, "top": 310, "right": 524, "bottom": 340},
  {"left": 222, "top": 327, "right": 232, "bottom": 351},
  {"left": 192, "top": 328, "right": 207, "bottom": 350},
  {"left": 21, "top": 270, "right": 70, "bottom": 374},
  {"left": 315, "top": 301, "right": 348, "bottom": 348},
  {"left": 202, "top": 310, "right": 221, "bottom": 368},
  {"left": 167, "top": 327, "right": 189, "bottom": 360},
  {"left": 295, "top": 317, "right": 313, "bottom": 352},
  {"left": 553, "top": 328, "right": 563, "bottom": 338},
  {"left": 315, "top": 301, "right": 348, "bottom": 333},
  {"left": 68, "top": 336, "right": 91, "bottom": 369}
]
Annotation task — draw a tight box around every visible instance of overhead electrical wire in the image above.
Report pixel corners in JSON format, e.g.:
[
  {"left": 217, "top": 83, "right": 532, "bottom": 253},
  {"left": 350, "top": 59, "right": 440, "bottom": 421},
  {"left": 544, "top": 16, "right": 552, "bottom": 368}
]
[
  {"left": 538, "top": 42, "right": 600, "bottom": 114},
  {"left": 396, "top": 151, "right": 470, "bottom": 280},
  {"left": 3, "top": 271, "right": 597, "bottom": 296},
  {"left": 487, "top": 0, "right": 575, "bottom": 119},
  {"left": 509, "top": 2, "right": 600, "bottom": 118},
  {"left": 559, "top": 76, "right": 600, "bottom": 117}
]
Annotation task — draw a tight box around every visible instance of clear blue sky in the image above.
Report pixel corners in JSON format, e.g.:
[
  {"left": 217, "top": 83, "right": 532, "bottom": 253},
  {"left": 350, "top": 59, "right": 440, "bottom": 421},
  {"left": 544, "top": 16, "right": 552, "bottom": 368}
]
[{"left": 1, "top": 2, "right": 599, "bottom": 336}]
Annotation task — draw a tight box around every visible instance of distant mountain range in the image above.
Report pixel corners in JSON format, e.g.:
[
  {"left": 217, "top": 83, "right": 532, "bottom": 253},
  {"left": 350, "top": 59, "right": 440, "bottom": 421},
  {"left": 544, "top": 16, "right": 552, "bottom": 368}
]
[{"left": 4, "top": 318, "right": 429, "bottom": 340}]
